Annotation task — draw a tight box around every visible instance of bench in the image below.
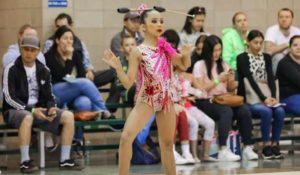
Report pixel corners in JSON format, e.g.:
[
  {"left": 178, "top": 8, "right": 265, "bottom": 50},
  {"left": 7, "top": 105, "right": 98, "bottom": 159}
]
[
  {"left": 252, "top": 113, "right": 300, "bottom": 152},
  {"left": 1, "top": 104, "right": 300, "bottom": 168},
  {"left": 0, "top": 102, "right": 132, "bottom": 168},
  {"left": 0, "top": 118, "right": 126, "bottom": 168}
]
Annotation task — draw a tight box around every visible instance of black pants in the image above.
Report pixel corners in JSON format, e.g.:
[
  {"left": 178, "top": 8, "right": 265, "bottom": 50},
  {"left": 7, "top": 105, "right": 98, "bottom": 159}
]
[
  {"left": 193, "top": 99, "right": 253, "bottom": 146},
  {"left": 106, "top": 83, "right": 136, "bottom": 113},
  {"left": 93, "top": 69, "right": 116, "bottom": 87}
]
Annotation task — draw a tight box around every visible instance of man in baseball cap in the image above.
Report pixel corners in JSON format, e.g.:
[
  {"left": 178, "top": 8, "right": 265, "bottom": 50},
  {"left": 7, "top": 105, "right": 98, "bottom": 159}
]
[
  {"left": 20, "top": 35, "right": 40, "bottom": 49},
  {"left": 2, "top": 34, "right": 84, "bottom": 173},
  {"left": 110, "top": 12, "right": 143, "bottom": 59},
  {"left": 123, "top": 11, "right": 140, "bottom": 21},
  {"left": 20, "top": 35, "right": 41, "bottom": 67}
]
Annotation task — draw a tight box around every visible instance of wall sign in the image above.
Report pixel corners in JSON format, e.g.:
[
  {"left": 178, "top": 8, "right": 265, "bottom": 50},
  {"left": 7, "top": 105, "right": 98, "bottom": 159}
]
[{"left": 48, "top": 0, "right": 68, "bottom": 7}]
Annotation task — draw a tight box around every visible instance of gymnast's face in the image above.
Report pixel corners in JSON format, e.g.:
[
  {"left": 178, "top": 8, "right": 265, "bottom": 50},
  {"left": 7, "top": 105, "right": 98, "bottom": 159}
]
[{"left": 142, "top": 10, "right": 164, "bottom": 38}]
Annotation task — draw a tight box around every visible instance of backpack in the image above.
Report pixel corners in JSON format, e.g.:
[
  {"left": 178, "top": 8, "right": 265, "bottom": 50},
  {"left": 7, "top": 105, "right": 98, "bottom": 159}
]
[{"left": 131, "top": 136, "right": 161, "bottom": 165}]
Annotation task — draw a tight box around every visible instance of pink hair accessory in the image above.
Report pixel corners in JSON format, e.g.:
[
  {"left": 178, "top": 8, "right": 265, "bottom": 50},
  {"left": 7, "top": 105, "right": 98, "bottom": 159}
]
[{"left": 137, "top": 3, "right": 148, "bottom": 15}]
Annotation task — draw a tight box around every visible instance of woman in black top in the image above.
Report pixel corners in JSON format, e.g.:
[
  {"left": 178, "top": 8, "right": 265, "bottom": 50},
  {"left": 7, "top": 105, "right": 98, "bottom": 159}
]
[
  {"left": 277, "top": 35, "right": 300, "bottom": 116},
  {"left": 45, "top": 26, "right": 114, "bottom": 119},
  {"left": 237, "top": 30, "right": 285, "bottom": 159}
]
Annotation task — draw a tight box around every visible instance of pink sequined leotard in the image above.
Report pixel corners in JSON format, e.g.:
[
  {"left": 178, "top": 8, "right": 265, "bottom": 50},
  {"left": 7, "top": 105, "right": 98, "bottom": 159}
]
[{"left": 135, "top": 38, "right": 176, "bottom": 111}]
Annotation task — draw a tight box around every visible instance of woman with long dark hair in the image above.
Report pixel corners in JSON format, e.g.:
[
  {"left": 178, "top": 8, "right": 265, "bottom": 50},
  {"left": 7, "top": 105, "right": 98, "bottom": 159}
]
[
  {"left": 193, "top": 35, "right": 258, "bottom": 161},
  {"left": 45, "top": 26, "right": 115, "bottom": 143},
  {"left": 179, "top": 6, "right": 209, "bottom": 48}
]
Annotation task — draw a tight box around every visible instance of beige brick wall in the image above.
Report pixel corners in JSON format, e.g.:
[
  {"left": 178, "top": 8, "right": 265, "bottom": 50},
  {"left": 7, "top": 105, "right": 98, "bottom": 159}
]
[{"left": 1, "top": 0, "right": 300, "bottom": 73}]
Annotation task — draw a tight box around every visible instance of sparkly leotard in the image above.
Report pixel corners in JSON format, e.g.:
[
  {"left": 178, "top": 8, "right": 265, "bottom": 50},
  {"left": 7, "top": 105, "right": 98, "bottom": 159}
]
[{"left": 135, "top": 40, "right": 176, "bottom": 112}]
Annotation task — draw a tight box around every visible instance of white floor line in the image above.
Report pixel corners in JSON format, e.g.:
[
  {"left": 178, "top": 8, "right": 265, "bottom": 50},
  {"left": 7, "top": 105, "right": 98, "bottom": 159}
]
[{"left": 239, "top": 171, "right": 300, "bottom": 175}]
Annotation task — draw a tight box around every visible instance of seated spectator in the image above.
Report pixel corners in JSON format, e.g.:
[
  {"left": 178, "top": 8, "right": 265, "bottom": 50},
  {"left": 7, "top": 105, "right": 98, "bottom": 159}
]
[
  {"left": 265, "top": 8, "right": 300, "bottom": 75},
  {"left": 193, "top": 35, "right": 257, "bottom": 161},
  {"left": 110, "top": 11, "right": 144, "bottom": 58},
  {"left": 43, "top": 12, "right": 115, "bottom": 87},
  {"left": 277, "top": 35, "right": 300, "bottom": 116},
  {"left": 106, "top": 35, "right": 136, "bottom": 112},
  {"left": 163, "top": 29, "right": 215, "bottom": 163},
  {"left": 1, "top": 24, "right": 56, "bottom": 151},
  {"left": 107, "top": 12, "right": 143, "bottom": 110},
  {"left": 174, "top": 67, "right": 216, "bottom": 162},
  {"left": 222, "top": 12, "right": 248, "bottom": 70},
  {"left": 237, "top": 30, "right": 285, "bottom": 159},
  {"left": 173, "top": 106, "right": 195, "bottom": 165},
  {"left": 2, "top": 35, "right": 83, "bottom": 173},
  {"left": 44, "top": 26, "right": 115, "bottom": 142},
  {"left": 186, "top": 35, "right": 207, "bottom": 73},
  {"left": 179, "top": 6, "right": 209, "bottom": 48},
  {"left": 2, "top": 24, "right": 45, "bottom": 69}
]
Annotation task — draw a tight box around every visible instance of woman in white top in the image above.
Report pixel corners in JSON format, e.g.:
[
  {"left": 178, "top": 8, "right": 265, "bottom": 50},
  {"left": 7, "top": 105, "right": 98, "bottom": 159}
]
[{"left": 179, "top": 6, "right": 209, "bottom": 48}]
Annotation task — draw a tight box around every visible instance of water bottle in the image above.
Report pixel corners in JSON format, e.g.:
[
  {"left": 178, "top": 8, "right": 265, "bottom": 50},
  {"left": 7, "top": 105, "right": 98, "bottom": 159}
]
[{"left": 62, "top": 102, "right": 68, "bottom": 110}]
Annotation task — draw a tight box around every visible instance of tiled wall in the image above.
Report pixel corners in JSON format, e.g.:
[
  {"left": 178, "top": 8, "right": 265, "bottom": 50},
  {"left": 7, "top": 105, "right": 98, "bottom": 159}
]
[{"left": 1, "top": 0, "right": 300, "bottom": 73}]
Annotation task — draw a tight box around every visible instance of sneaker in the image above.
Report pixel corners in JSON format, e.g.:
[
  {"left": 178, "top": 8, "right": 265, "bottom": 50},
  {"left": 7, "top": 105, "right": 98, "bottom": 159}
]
[
  {"left": 182, "top": 152, "right": 195, "bottom": 164},
  {"left": 202, "top": 156, "right": 218, "bottom": 162},
  {"left": 218, "top": 148, "right": 241, "bottom": 161},
  {"left": 174, "top": 150, "right": 189, "bottom": 165},
  {"left": 20, "top": 160, "right": 39, "bottom": 173},
  {"left": 101, "top": 112, "right": 116, "bottom": 120},
  {"left": 271, "top": 146, "right": 284, "bottom": 159},
  {"left": 108, "top": 125, "right": 123, "bottom": 132},
  {"left": 262, "top": 146, "right": 273, "bottom": 160},
  {"left": 194, "top": 157, "right": 201, "bottom": 163},
  {"left": 242, "top": 146, "right": 258, "bottom": 160},
  {"left": 59, "top": 159, "right": 85, "bottom": 170},
  {"left": 46, "top": 143, "right": 58, "bottom": 152}
]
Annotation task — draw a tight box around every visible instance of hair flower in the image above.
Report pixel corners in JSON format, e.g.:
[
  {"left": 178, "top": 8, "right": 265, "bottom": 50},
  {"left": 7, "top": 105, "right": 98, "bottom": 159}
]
[{"left": 137, "top": 3, "right": 148, "bottom": 15}]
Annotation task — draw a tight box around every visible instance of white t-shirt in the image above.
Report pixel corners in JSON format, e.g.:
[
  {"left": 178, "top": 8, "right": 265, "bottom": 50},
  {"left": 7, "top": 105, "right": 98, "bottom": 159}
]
[
  {"left": 265, "top": 24, "right": 300, "bottom": 54},
  {"left": 179, "top": 31, "right": 209, "bottom": 49},
  {"left": 24, "top": 64, "right": 39, "bottom": 106}
]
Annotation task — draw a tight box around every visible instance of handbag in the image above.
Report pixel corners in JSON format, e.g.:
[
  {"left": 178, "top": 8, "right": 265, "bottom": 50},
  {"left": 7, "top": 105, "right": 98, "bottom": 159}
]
[
  {"left": 226, "top": 130, "right": 241, "bottom": 155},
  {"left": 243, "top": 78, "right": 279, "bottom": 105},
  {"left": 131, "top": 136, "right": 161, "bottom": 165},
  {"left": 211, "top": 93, "right": 244, "bottom": 107},
  {"left": 74, "top": 111, "right": 99, "bottom": 121}
]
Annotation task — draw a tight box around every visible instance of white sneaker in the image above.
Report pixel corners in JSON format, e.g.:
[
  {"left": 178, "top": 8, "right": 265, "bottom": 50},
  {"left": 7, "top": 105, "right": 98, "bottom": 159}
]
[
  {"left": 174, "top": 150, "right": 189, "bottom": 165},
  {"left": 194, "top": 157, "right": 201, "bottom": 163},
  {"left": 242, "top": 146, "right": 258, "bottom": 161},
  {"left": 218, "top": 148, "right": 241, "bottom": 161},
  {"left": 182, "top": 152, "right": 195, "bottom": 164}
]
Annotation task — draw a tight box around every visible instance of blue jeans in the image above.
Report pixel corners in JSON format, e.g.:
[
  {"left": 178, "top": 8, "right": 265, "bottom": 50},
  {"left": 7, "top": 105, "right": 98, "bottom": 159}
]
[
  {"left": 52, "top": 78, "right": 108, "bottom": 142},
  {"left": 248, "top": 104, "right": 285, "bottom": 142},
  {"left": 281, "top": 94, "right": 300, "bottom": 116},
  {"left": 52, "top": 78, "right": 107, "bottom": 112}
]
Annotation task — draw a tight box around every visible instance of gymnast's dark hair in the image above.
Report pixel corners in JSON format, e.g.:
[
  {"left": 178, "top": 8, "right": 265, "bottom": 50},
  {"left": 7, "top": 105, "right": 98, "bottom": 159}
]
[{"left": 139, "top": 9, "right": 153, "bottom": 24}]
